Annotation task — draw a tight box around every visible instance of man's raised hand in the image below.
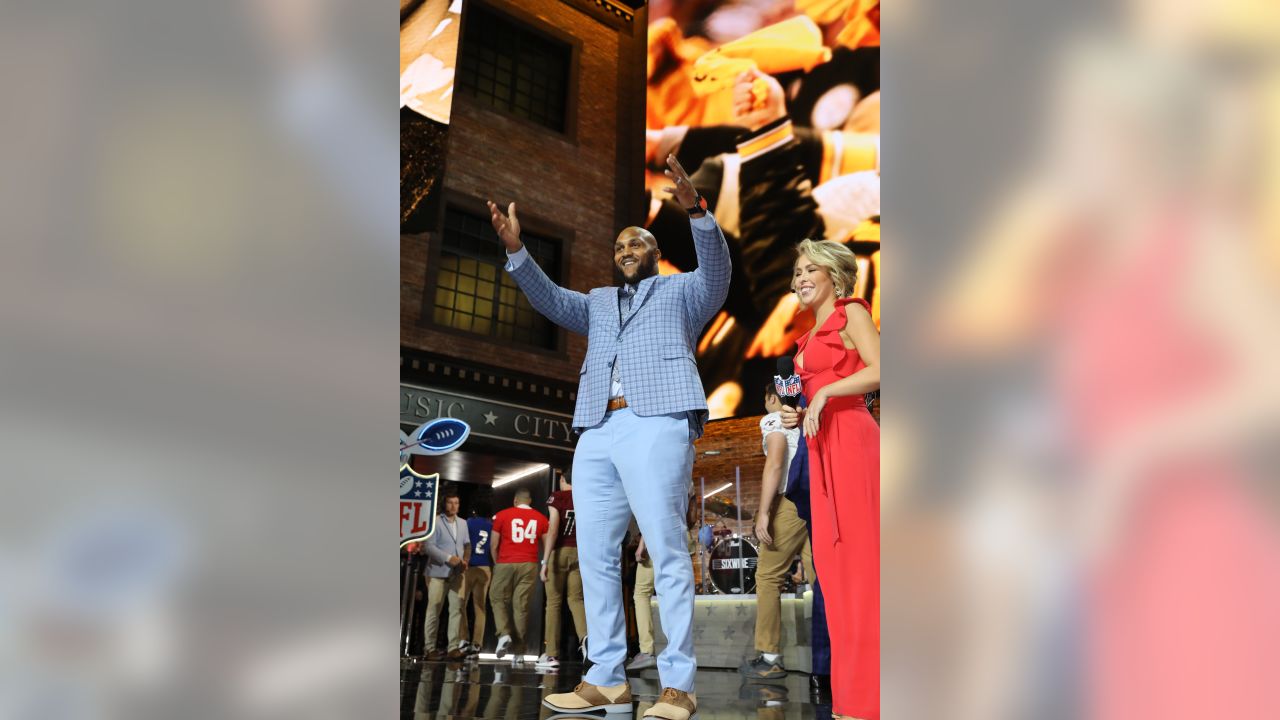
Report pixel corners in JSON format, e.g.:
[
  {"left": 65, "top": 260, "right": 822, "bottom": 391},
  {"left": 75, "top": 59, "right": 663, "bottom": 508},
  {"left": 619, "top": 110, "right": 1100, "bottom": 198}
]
[
  {"left": 662, "top": 154, "right": 701, "bottom": 212},
  {"left": 487, "top": 200, "right": 522, "bottom": 252}
]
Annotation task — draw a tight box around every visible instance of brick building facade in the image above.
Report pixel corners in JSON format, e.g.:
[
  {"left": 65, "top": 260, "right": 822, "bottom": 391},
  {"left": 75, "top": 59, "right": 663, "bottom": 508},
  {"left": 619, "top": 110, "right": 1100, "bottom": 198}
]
[
  {"left": 403, "top": 0, "right": 649, "bottom": 387},
  {"left": 401, "top": 0, "right": 650, "bottom": 657},
  {"left": 401, "top": 0, "right": 648, "bottom": 488}
]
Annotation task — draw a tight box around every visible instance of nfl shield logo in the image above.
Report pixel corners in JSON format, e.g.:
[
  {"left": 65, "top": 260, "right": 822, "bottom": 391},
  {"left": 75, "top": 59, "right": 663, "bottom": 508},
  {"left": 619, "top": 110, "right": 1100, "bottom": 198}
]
[
  {"left": 784, "top": 375, "right": 802, "bottom": 397},
  {"left": 774, "top": 374, "right": 803, "bottom": 399},
  {"left": 400, "top": 464, "right": 440, "bottom": 547}
]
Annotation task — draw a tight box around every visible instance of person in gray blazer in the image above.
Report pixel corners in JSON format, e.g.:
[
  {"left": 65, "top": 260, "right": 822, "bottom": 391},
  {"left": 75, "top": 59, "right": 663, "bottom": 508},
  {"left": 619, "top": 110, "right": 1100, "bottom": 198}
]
[
  {"left": 420, "top": 491, "right": 470, "bottom": 660},
  {"left": 488, "top": 154, "right": 729, "bottom": 720}
]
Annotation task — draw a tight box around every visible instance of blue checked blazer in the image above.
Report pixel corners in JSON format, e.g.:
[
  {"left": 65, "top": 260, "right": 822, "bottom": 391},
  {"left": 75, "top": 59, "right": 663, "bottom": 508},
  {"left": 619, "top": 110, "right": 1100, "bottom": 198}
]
[{"left": 506, "top": 213, "right": 731, "bottom": 437}]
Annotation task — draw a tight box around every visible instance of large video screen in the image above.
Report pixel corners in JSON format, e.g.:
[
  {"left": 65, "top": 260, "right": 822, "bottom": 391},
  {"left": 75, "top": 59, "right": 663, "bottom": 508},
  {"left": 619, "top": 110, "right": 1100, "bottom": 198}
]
[
  {"left": 400, "top": 0, "right": 464, "bottom": 233},
  {"left": 644, "top": 1, "right": 881, "bottom": 419}
]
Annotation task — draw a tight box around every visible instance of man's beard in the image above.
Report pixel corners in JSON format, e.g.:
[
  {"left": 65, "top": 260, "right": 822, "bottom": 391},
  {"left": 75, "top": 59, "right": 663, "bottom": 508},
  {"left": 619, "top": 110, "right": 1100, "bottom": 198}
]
[{"left": 613, "top": 251, "right": 659, "bottom": 286}]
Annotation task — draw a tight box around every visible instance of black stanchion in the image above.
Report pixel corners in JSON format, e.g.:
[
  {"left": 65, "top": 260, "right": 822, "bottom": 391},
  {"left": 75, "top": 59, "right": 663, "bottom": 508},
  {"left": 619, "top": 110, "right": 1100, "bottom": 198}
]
[{"left": 400, "top": 550, "right": 425, "bottom": 658}]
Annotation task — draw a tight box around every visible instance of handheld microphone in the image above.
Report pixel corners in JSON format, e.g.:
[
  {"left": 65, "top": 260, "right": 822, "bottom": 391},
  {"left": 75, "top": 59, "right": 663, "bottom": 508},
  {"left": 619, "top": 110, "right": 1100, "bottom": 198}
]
[{"left": 773, "top": 357, "right": 802, "bottom": 408}]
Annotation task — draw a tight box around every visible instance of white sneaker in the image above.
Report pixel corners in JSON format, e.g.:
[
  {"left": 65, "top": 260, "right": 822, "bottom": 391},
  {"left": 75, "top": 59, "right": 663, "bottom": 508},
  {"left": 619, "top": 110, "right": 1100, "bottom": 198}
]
[
  {"left": 535, "top": 654, "right": 560, "bottom": 669},
  {"left": 626, "top": 652, "right": 657, "bottom": 670},
  {"left": 495, "top": 635, "right": 512, "bottom": 659}
]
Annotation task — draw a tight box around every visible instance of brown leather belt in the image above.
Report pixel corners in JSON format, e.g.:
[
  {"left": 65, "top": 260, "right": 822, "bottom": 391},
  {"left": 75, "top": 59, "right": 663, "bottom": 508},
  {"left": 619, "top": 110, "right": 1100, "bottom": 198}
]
[{"left": 606, "top": 396, "right": 628, "bottom": 412}]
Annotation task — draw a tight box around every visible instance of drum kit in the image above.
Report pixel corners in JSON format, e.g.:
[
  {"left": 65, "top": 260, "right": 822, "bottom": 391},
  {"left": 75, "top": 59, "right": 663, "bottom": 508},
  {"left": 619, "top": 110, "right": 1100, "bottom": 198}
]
[
  {"left": 703, "top": 531, "right": 806, "bottom": 595},
  {"left": 698, "top": 482, "right": 761, "bottom": 594},
  {"left": 708, "top": 532, "right": 759, "bottom": 594},
  {"left": 694, "top": 472, "right": 808, "bottom": 595}
]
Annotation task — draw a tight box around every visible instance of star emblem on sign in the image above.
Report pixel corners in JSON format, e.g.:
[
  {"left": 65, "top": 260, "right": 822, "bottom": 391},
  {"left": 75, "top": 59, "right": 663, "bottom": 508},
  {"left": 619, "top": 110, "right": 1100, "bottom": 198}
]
[{"left": 483, "top": 411, "right": 498, "bottom": 426}]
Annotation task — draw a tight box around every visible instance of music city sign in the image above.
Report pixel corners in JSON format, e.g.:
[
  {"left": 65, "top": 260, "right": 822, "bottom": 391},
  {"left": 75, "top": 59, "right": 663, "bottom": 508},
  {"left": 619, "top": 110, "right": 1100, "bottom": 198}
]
[{"left": 399, "top": 383, "right": 574, "bottom": 451}]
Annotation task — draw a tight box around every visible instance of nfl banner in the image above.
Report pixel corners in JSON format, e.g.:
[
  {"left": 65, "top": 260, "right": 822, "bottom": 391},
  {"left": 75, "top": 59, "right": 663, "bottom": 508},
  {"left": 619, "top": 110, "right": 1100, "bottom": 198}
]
[{"left": 400, "top": 464, "right": 440, "bottom": 547}]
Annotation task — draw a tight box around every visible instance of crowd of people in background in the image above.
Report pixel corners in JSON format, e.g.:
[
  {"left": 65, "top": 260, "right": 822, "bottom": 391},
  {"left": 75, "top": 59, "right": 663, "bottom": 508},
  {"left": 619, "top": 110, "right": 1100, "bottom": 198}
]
[{"left": 404, "top": 472, "right": 706, "bottom": 674}]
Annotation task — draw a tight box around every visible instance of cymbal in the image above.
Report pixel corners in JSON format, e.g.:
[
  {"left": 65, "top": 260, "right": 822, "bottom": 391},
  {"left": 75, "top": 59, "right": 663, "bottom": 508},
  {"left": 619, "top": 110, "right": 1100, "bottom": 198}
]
[{"left": 703, "top": 496, "right": 753, "bottom": 521}]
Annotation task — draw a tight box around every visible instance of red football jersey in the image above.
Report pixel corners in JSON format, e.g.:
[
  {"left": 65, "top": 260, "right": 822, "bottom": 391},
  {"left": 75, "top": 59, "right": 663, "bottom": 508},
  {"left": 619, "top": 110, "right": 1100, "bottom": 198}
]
[
  {"left": 548, "top": 490, "right": 577, "bottom": 548},
  {"left": 493, "top": 505, "right": 548, "bottom": 563}
]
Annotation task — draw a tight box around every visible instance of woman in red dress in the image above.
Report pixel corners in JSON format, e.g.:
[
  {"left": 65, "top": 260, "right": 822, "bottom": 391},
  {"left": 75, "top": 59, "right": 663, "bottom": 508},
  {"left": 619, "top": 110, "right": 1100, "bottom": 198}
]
[{"left": 781, "top": 238, "right": 881, "bottom": 720}]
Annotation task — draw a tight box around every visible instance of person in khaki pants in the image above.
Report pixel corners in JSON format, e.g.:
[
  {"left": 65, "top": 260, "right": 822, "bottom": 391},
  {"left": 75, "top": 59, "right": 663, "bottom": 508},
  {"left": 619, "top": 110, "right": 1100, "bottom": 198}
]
[
  {"left": 741, "top": 384, "right": 813, "bottom": 679},
  {"left": 629, "top": 536, "right": 658, "bottom": 669},
  {"left": 420, "top": 491, "right": 471, "bottom": 660},
  {"left": 536, "top": 471, "right": 588, "bottom": 670},
  {"left": 458, "top": 508, "right": 493, "bottom": 655},
  {"left": 489, "top": 488, "right": 548, "bottom": 661},
  {"left": 629, "top": 498, "right": 699, "bottom": 670}
]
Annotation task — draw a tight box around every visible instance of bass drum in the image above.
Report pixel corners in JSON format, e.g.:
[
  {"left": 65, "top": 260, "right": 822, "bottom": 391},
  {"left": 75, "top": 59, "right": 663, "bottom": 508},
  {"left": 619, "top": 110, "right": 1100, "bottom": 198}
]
[{"left": 709, "top": 535, "right": 759, "bottom": 594}]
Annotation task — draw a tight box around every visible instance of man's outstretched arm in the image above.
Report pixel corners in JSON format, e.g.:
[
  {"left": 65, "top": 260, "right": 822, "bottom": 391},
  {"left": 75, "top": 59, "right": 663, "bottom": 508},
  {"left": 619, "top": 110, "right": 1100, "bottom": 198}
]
[
  {"left": 659, "top": 155, "right": 731, "bottom": 324},
  {"left": 489, "top": 200, "right": 590, "bottom": 336}
]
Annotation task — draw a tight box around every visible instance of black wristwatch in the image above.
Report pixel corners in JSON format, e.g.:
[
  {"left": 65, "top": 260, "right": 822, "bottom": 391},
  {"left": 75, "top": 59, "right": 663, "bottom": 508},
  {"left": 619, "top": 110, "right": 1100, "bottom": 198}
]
[{"left": 686, "top": 194, "right": 707, "bottom": 216}]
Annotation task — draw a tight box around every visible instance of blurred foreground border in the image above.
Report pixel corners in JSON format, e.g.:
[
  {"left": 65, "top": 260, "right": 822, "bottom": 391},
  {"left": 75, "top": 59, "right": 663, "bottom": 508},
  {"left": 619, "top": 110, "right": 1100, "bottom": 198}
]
[
  {"left": 888, "top": 1, "right": 1280, "bottom": 719},
  {"left": 0, "top": 1, "right": 398, "bottom": 718}
]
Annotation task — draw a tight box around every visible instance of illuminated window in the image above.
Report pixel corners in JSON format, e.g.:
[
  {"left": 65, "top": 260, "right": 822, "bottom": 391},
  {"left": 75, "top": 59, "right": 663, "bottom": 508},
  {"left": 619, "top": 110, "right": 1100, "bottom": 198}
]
[
  {"left": 457, "top": 3, "right": 570, "bottom": 132},
  {"left": 433, "top": 207, "right": 561, "bottom": 350}
]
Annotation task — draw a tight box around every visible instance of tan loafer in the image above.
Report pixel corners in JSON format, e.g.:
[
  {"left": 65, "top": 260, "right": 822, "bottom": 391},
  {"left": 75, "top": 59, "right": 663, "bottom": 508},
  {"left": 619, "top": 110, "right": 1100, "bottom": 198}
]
[
  {"left": 543, "top": 681, "right": 633, "bottom": 714},
  {"left": 642, "top": 688, "right": 697, "bottom": 720}
]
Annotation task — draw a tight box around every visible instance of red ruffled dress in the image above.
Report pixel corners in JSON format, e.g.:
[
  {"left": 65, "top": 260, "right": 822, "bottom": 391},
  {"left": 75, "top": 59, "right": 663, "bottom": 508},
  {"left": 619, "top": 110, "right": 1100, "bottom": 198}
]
[
  {"left": 796, "top": 297, "right": 880, "bottom": 719},
  {"left": 1055, "top": 225, "right": 1280, "bottom": 720}
]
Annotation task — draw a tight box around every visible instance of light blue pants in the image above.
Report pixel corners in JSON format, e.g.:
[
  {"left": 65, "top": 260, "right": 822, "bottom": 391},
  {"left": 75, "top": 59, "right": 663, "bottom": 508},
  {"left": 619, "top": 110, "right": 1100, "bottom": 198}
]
[{"left": 573, "top": 408, "right": 696, "bottom": 691}]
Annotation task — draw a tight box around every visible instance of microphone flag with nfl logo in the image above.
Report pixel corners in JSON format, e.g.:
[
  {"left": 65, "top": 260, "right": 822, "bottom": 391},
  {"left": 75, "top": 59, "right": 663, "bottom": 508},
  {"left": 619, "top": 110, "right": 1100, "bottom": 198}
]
[{"left": 774, "top": 374, "right": 802, "bottom": 399}]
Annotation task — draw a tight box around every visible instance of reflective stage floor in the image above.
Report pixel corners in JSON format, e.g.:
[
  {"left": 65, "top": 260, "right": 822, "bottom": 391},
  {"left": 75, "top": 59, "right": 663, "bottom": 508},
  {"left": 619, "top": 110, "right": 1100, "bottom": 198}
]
[{"left": 401, "top": 658, "right": 836, "bottom": 720}]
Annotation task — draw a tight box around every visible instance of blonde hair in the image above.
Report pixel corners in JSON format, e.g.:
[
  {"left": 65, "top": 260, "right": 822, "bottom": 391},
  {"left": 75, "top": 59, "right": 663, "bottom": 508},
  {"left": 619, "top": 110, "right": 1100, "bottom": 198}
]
[{"left": 793, "top": 239, "right": 859, "bottom": 299}]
